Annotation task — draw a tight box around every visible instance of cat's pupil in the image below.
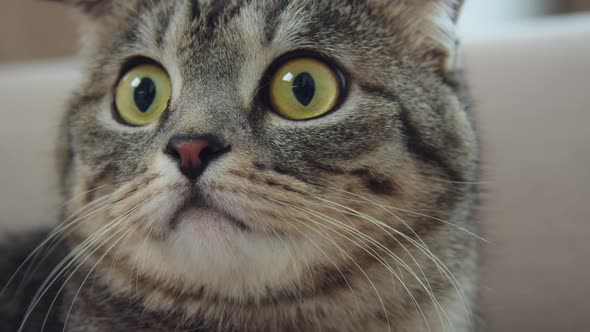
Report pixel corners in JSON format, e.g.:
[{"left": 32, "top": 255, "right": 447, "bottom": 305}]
[
  {"left": 292, "top": 72, "right": 315, "bottom": 107},
  {"left": 134, "top": 77, "right": 157, "bottom": 112}
]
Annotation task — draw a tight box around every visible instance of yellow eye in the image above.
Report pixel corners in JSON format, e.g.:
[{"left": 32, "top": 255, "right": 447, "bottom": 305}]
[
  {"left": 115, "top": 63, "right": 171, "bottom": 126},
  {"left": 270, "top": 57, "right": 343, "bottom": 120}
]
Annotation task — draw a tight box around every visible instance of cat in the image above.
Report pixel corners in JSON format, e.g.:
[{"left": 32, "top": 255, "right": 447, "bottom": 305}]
[{"left": 0, "top": 0, "right": 481, "bottom": 331}]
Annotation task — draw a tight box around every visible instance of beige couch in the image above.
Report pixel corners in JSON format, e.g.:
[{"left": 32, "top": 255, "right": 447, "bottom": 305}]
[{"left": 1, "top": 14, "right": 589, "bottom": 332}]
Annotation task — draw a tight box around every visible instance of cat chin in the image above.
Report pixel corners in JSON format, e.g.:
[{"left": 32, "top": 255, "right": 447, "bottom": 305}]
[
  {"left": 124, "top": 211, "right": 305, "bottom": 298},
  {"left": 172, "top": 207, "right": 251, "bottom": 238}
]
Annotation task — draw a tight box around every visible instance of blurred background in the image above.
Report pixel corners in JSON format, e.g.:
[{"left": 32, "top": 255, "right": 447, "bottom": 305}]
[{"left": 0, "top": 0, "right": 590, "bottom": 62}]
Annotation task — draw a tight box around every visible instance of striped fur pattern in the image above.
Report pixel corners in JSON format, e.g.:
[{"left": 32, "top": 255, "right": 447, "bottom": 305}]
[{"left": 3, "top": 0, "right": 480, "bottom": 331}]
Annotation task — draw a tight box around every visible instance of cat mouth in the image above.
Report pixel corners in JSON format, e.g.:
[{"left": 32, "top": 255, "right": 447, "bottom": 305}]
[{"left": 170, "top": 190, "right": 251, "bottom": 232}]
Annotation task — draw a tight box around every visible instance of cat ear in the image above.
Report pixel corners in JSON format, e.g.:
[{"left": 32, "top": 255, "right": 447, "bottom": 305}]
[
  {"left": 46, "top": 0, "right": 133, "bottom": 55},
  {"left": 448, "top": 0, "right": 465, "bottom": 24},
  {"left": 377, "top": 0, "right": 465, "bottom": 72},
  {"left": 417, "top": 0, "right": 465, "bottom": 72},
  {"left": 419, "top": 0, "right": 464, "bottom": 72}
]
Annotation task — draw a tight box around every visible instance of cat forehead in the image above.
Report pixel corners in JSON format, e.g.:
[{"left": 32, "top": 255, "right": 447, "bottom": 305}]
[
  {"left": 84, "top": 0, "right": 461, "bottom": 71},
  {"left": 96, "top": 1, "right": 382, "bottom": 83},
  {"left": 118, "top": 1, "right": 374, "bottom": 52}
]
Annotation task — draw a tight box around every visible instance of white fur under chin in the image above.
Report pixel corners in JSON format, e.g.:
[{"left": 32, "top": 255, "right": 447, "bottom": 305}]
[{"left": 114, "top": 154, "right": 320, "bottom": 299}]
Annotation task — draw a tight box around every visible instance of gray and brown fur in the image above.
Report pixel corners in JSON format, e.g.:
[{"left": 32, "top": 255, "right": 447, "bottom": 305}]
[{"left": 1, "top": 0, "right": 480, "bottom": 331}]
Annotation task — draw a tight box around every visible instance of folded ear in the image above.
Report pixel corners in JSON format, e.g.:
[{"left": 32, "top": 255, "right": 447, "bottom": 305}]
[
  {"left": 46, "top": 0, "right": 136, "bottom": 56},
  {"left": 377, "top": 0, "right": 465, "bottom": 72},
  {"left": 423, "top": 0, "right": 465, "bottom": 72}
]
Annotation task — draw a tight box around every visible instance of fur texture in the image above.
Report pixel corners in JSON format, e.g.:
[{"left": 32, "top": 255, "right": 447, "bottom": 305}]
[{"left": 2, "top": 0, "right": 480, "bottom": 331}]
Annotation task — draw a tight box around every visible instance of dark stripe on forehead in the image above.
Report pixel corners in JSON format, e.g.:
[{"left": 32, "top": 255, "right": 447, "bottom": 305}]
[
  {"left": 202, "top": 1, "right": 245, "bottom": 40},
  {"left": 263, "top": 0, "right": 290, "bottom": 44},
  {"left": 204, "top": 0, "right": 226, "bottom": 39},
  {"left": 359, "top": 84, "right": 463, "bottom": 182},
  {"left": 98, "top": 4, "right": 148, "bottom": 61},
  {"left": 154, "top": 3, "right": 175, "bottom": 47},
  {"left": 189, "top": 0, "right": 202, "bottom": 22}
]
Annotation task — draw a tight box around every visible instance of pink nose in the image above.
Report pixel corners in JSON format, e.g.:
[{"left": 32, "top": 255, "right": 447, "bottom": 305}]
[
  {"left": 174, "top": 140, "right": 210, "bottom": 169},
  {"left": 165, "top": 136, "right": 230, "bottom": 180}
]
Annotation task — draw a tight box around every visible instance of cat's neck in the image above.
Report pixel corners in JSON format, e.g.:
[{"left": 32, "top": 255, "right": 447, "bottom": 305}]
[
  {"left": 59, "top": 258, "right": 409, "bottom": 332},
  {"left": 63, "top": 276, "right": 392, "bottom": 332}
]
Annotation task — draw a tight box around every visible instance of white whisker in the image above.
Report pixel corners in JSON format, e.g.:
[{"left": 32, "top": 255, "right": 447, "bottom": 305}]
[
  {"left": 285, "top": 214, "right": 393, "bottom": 332},
  {"left": 317, "top": 185, "right": 473, "bottom": 324},
  {"left": 3, "top": 193, "right": 114, "bottom": 297},
  {"left": 62, "top": 222, "right": 143, "bottom": 332},
  {"left": 275, "top": 214, "right": 363, "bottom": 322},
  {"left": 19, "top": 203, "right": 143, "bottom": 332},
  {"left": 303, "top": 194, "right": 458, "bottom": 330}
]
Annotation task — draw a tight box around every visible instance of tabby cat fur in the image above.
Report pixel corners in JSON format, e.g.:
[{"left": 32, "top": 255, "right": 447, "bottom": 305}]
[{"left": 0, "top": 0, "right": 481, "bottom": 331}]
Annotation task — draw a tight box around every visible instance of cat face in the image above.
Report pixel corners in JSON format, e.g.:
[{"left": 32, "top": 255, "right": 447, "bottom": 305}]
[{"left": 59, "top": 0, "right": 477, "bottom": 308}]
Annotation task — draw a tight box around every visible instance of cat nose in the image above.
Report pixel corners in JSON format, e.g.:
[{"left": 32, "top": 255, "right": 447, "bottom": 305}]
[{"left": 165, "top": 135, "right": 231, "bottom": 180}]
